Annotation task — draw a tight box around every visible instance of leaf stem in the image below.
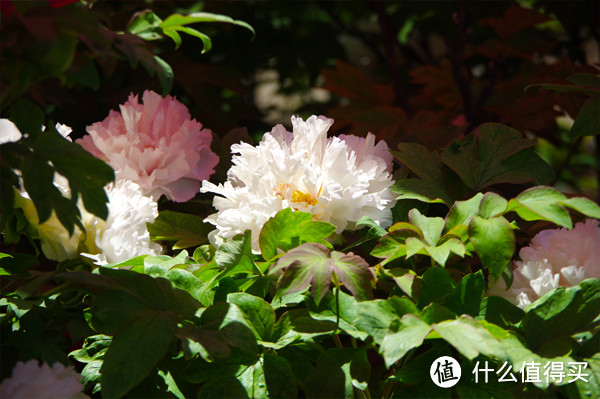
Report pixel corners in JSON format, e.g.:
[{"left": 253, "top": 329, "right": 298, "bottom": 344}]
[
  {"left": 381, "top": 378, "right": 396, "bottom": 399},
  {"left": 332, "top": 277, "right": 341, "bottom": 332},
  {"left": 333, "top": 334, "right": 343, "bottom": 348}
]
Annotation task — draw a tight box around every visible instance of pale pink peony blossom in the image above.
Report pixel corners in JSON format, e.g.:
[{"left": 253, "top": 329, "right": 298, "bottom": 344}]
[
  {"left": 0, "top": 360, "right": 88, "bottom": 399},
  {"left": 489, "top": 219, "right": 600, "bottom": 308},
  {"left": 78, "top": 90, "right": 219, "bottom": 202}
]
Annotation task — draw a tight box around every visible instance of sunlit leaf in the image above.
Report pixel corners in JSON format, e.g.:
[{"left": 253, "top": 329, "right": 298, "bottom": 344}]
[
  {"left": 271, "top": 243, "right": 373, "bottom": 305},
  {"left": 468, "top": 216, "right": 515, "bottom": 281},
  {"left": 259, "top": 208, "right": 335, "bottom": 261}
]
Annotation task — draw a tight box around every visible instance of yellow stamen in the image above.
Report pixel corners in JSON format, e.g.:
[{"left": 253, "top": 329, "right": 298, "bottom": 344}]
[{"left": 274, "top": 183, "right": 320, "bottom": 207}]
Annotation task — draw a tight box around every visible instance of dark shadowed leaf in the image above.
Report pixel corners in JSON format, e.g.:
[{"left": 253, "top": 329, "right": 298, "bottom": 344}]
[
  {"left": 445, "top": 271, "right": 485, "bottom": 317},
  {"left": 147, "top": 210, "right": 214, "bottom": 248},
  {"left": 304, "top": 347, "right": 371, "bottom": 397},
  {"left": 418, "top": 267, "right": 455, "bottom": 308},
  {"left": 441, "top": 123, "right": 541, "bottom": 190},
  {"left": 263, "top": 353, "right": 297, "bottom": 399}
]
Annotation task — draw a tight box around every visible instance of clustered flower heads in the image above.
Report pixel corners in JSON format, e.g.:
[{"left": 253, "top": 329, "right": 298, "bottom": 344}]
[
  {"left": 0, "top": 360, "right": 88, "bottom": 399},
  {"left": 490, "top": 219, "right": 600, "bottom": 308},
  {"left": 201, "top": 115, "right": 397, "bottom": 252},
  {"left": 3, "top": 119, "right": 162, "bottom": 264},
  {"left": 82, "top": 179, "right": 163, "bottom": 265},
  {"left": 78, "top": 90, "right": 219, "bottom": 202}
]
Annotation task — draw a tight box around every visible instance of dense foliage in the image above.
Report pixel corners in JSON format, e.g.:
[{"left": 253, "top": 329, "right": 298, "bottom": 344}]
[{"left": 1, "top": 1, "right": 599, "bottom": 398}]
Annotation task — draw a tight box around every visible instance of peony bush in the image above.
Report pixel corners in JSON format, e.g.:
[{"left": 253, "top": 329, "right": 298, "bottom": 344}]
[{"left": 1, "top": 2, "right": 599, "bottom": 399}]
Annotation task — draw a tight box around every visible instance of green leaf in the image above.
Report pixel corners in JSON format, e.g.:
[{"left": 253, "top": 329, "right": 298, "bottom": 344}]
[
  {"left": 100, "top": 307, "right": 176, "bottom": 399},
  {"left": 9, "top": 99, "right": 44, "bottom": 136},
  {"left": 306, "top": 290, "right": 369, "bottom": 340},
  {"left": 468, "top": 216, "right": 515, "bottom": 281},
  {"left": 391, "top": 178, "right": 452, "bottom": 205},
  {"left": 479, "top": 192, "right": 508, "bottom": 219},
  {"left": 161, "top": 28, "right": 183, "bottom": 48},
  {"left": 271, "top": 309, "right": 337, "bottom": 346},
  {"left": 381, "top": 315, "right": 431, "bottom": 367},
  {"left": 352, "top": 298, "right": 418, "bottom": 344},
  {"left": 153, "top": 55, "right": 173, "bottom": 96},
  {"left": 391, "top": 143, "right": 463, "bottom": 206},
  {"left": 441, "top": 123, "right": 540, "bottom": 190},
  {"left": 490, "top": 148, "right": 554, "bottom": 186},
  {"left": 433, "top": 317, "right": 507, "bottom": 360},
  {"left": 420, "top": 303, "right": 456, "bottom": 324},
  {"left": 408, "top": 209, "right": 444, "bottom": 246},
  {"left": 392, "top": 144, "right": 447, "bottom": 185},
  {"left": 480, "top": 296, "right": 525, "bottom": 330},
  {"left": 41, "top": 31, "right": 77, "bottom": 75},
  {"left": 215, "top": 230, "right": 258, "bottom": 277},
  {"left": 197, "top": 302, "right": 259, "bottom": 357},
  {"left": 259, "top": 208, "right": 335, "bottom": 261},
  {"left": 304, "top": 348, "right": 371, "bottom": 397},
  {"left": 370, "top": 225, "right": 422, "bottom": 265},
  {"left": 356, "top": 215, "right": 387, "bottom": 240},
  {"left": 263, "top": 353, "right": 297, "bottom": 399},
  {"left": 0, "top": 252, "right": 37, "bottom": 277},
  {"left": 406, "top": 236, "right": 465, "bottom": 266},
  {"left": 59, "top": 268, "right": 201, "bottom": 319},
  {"left": 506, "top": 186, "right": 572, "bottom": 228},
  {"left": 526, "top": 73, "right": 600, "bottom": 96},
  {"left": 128, "top": 10, "right": 163, "bottom": 39},
  {"left": 271, "top": 243, "right": 373, "bottom": 305},
  {"left": 227, "top": 292, "right": 275, "bottom": 342},
  {"left": 330, "top": 251, "right": 373, "bottom": 301},
  {"left": 159, "top": 12, "right": 255, "bottom": 38},
  {"left": 170, "top": 26, "right": 212, "bottom": 53},
  {"left": 271, "top": 243, "right": 332, "bottom": 305},
  {"left": 417, "top": 267, "right": 455, "bottom": 309},
  {"left": 559, "top": 197, "right": 600, "bottom": 219},
  {"left": 238, "top": 358, "right": 267, "bottom": 399},
  {"left": 147, "top": 210, "right": 214, "bottom": 248},
  {"left": 34, "top": 126, "right": 114, "bottom": 222},
  {"left": 20, "top": 154, "right": 81, "bottom": 234},
  {"left": 573, "top": 353, "right": 600, "bottom": 399},
  {"left": 445, "top": 271, "right": 485, "bottom": 317},
  {"left": 521, "top": 280, "right": 600, "bottom": 349},
  {"left": 445, "top": 193, "right": 483, "bottom": 231},
  {"left": 566, "top": 73, "right": 600, "bottom": 88}
]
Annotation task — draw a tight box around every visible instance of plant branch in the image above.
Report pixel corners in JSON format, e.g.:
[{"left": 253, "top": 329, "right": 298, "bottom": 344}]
[{"left": 368, "top": 0, "right": 411, "bottom": 114}]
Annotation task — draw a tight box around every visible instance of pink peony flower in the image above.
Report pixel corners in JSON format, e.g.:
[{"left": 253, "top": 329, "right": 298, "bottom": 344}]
[
  {"left": 0, "top": 360, "right": 88, "bottom": 399},
  {"left": 489, "top": 219, "right": 600, "bottom": 308},
  {"left": 78, "top": 90, "right": 219, "bottom": 202}
]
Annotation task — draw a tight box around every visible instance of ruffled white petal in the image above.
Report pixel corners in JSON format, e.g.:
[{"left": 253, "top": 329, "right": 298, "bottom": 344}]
[{"left": 201, "top": 115, "right": 397, "bottom": 253}]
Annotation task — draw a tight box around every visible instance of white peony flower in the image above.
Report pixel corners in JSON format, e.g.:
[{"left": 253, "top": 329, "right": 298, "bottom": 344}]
[
  {"left": 0, "top": 360, "right": 89, "bottom": 399},
  {"left": 0, "top": 118, "right": 22, "bottom": 143},
  {"left": 489, "top": 219, "right": 600, "bottom": 308},
  {"left": 201, "top": 115, "right": 397, "bottom": 252},
  {"left": 90, "top": 179, "right": 162, "bottom": 264},
  {"left": 6, "top": 121, "right": 162, "bottom": 264}
]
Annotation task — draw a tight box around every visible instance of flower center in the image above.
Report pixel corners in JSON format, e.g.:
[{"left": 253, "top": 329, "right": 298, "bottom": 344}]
[{"left": 275, "top": 183, "right": 320, "bottom": 207}]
